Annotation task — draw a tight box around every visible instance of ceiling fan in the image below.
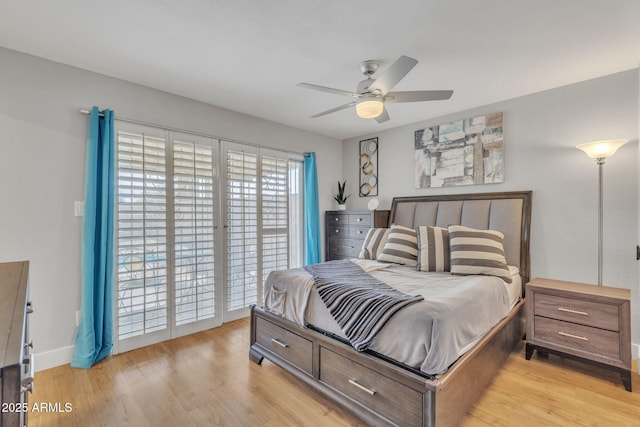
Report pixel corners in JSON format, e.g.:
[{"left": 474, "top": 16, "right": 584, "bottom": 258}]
[{"left": 298, "top": 55, "right": 453, "bottom": 123}]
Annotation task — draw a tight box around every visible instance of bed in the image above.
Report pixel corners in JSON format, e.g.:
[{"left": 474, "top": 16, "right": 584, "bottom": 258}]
[{"left": 250, "top": 190, "right": 532, "bottom": 427}]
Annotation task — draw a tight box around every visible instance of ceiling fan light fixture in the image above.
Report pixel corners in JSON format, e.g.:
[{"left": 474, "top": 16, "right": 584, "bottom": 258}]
[{"left": 356, "top": 96, "right": 384, "bottom": 119}]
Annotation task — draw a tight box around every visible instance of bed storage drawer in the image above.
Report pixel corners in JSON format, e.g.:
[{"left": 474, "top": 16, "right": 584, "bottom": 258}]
[
  {"left": 255, "top": 317, "right": 313, "bottom": 374},
  {"left": 319, "top": 347, "right": 422, "bottom": 427}
]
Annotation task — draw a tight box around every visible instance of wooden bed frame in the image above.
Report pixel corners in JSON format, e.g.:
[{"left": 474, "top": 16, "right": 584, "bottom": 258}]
[{"left": 250, "top": 191, "right": 532, "bottom": 427}]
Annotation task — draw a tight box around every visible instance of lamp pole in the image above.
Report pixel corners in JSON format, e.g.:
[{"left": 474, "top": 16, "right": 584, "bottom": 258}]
[
  {"left": 596, "top": 158, "right": 605, "bottom": 286},
  {"left": 576, "top": 139, "right": 628, "bottom": 287}
]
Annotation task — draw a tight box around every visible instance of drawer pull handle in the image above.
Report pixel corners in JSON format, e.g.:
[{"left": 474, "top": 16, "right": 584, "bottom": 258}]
[
  {"left": 335, "top": 218, "right": 339, "bottom": 221},
  {"left": 558, "top": 331, "right": 589, "bottom": 341},
  {"left": 557, "top": 307, "right": 588, "bottom": 316},
  {"left": 356, "top": 218, "right": 363, "bottom": 222},
  {"left": 335, "top": 229, "right": 340, "bottom": 233},
  {"left": 341, "top": 245, "right": 354, "bottom": 249},
  {"left": 349, "top": 379, "right": 376, "bottom": 396},
  {"left": 271, "top": 338, "right": 289, "bottom": 348},
  {"left": 357, "top": 230, "right": 363, "bottom": 234}
]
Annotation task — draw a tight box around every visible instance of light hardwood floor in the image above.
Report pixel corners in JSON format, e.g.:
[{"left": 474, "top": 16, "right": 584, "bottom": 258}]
[{"left": 30, "top": 318, "right": 639, "bottom": 427}]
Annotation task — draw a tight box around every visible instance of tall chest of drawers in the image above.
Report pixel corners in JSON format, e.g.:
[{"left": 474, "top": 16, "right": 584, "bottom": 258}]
[
  {"left": 325, "top": 210, "right": 389, "bottom": 261},
  {"left": 525, "top": 278, "right": 631, "bottom": 391}
]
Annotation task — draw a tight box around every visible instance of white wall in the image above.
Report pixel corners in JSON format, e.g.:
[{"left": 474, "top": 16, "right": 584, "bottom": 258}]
[
  {"left": 0, "top": 47, "right": 343, "bottom": 370},
  {"left": 343, "top": 70, "right": 640, "bottom": 355}
]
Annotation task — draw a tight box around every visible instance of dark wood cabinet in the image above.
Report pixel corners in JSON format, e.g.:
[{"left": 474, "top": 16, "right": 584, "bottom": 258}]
[
  {"left": 525, "top": 278, "right": 631, "bottom": 391},
  {"left": 325, "top": 210, "right": 389, "bottom": 261},
  {"left": 0, "top": 261, "right": 33, "bottom": 427}
]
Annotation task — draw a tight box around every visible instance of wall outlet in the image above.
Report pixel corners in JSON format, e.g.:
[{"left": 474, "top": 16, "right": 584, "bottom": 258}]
[
  {"left": 75, "top": 311, "right": 81, "bottom": 327},
  {"left": 74, "top": 201, "right": 85, "bottom": 217}
]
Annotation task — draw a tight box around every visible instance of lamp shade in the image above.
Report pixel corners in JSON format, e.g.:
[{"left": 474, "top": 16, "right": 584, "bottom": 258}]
[
  {"left": 576, "top": 139, "right": 628, "bottom": 160},
  {"left": 356, "top": 96, "right": 384, "bottom": 119}
]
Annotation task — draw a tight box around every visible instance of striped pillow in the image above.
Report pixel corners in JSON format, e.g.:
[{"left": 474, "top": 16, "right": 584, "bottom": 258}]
[
  {"left": 377, "top": 224, "right": 419, "bottom": 266},
  {"left": 358, "top": 228, "right": 391, "bottom": 260},
  {"left": 416, "top": 226, "right": 450, "bottom": 272},
  {"left": 448, "top": 225, "right": 512, "bottom": 283}
]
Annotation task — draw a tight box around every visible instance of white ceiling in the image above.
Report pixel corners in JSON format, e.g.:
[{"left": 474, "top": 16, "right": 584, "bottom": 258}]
[{"left": 1, "top": 0, "right": 639, "bottom": 140}]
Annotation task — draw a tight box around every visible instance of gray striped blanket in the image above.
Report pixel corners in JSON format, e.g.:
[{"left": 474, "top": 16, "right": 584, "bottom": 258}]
[{"left": 304, "top": 259, "right": 423, "bottom": 351}]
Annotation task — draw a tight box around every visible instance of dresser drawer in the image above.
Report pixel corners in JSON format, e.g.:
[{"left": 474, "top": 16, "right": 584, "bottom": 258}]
[
  {"left": 255, "top": 317, "right": 312, "bottom": 374},
  {"left": 327, "top": 213, "right": 349, "bottom": 226},
  {"left": 319, "top": 347, "right": 422, "bottom": 426},
  {"left": 348, "top": 213, "right": 372, "bottom": 226},
  {"left": 328, "top": 237, "right": 361, "bottom": 258},
  {"left": 328, "top": 224, "right": 348, "bottom": 237},
  {"left": 349, "top": 226, "right": 369, "bottom": 240},
  {"left": 534, "top": 292, "right": 619, "bottom": 331},
  {"left": 533, "top": 316, "right": 621, "bottom": 361}
]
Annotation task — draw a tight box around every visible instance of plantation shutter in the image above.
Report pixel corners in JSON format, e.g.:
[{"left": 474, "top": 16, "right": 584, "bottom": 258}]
[
  {"left": 225, "top": 144, "right": 258, "bottom": 311},
  {"left": 173, "top": 137, "right": 217, "bottom": 325},
  {"left": 116, "top": 128, "right": 169, "bottom": 339}
]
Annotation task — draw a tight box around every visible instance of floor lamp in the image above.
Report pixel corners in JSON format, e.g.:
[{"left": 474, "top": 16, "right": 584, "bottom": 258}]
[{"left": 576, "top": 139, "right": 628, "bottom": 286}]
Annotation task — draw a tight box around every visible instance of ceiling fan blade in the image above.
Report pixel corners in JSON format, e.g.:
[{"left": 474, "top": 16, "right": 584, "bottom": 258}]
[
  {"left": 309, "top": 101, "right": 357, "bottom": 118},
  {"left": 297, "top": 83, "right": 360, "bottom": 98},
  {"left": 367, "top": 55, "right": 418, "bottom": 95},
  {"left": 384, "top": 90, "right": 453, "bottom": 103},
  {"left": 375, "top": 107, "right": 390, "bottom": 123}
]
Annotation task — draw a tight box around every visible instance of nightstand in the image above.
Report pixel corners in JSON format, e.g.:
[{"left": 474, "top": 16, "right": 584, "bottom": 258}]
[{"left": 525, "top": 278, "right": 632, "bottom": 391}]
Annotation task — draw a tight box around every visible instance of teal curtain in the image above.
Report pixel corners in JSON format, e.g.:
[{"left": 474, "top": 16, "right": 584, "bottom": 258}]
[
  {"left": 71, "top": 106, "right": 115, "bottom": 368},
  {"left": 304, "top": 152, "right": 321, "bottom": 265}
]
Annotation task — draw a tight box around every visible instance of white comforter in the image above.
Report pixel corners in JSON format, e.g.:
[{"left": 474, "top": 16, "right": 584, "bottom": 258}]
[{"left": 264, "top": 259, "right": 520, "bottom": 375}]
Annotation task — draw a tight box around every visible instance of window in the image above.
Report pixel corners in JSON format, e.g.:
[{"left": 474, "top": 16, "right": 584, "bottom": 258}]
[
  {"left": 223, "top": 143, "right": 304, "bottom": 320},
  {"left": 115, "top": 123, "right": 303, "bottom": 351}
]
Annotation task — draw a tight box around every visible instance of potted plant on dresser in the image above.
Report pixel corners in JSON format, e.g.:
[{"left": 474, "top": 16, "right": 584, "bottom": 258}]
[{"left": 334, "top": 180, "right": 349, "bottom": 210}]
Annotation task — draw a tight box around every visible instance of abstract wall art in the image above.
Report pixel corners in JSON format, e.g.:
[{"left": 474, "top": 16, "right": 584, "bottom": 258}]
[
  {"left": 414, "top": 112, "right": 504, "bottom": 188},
  {"left": 359, "top": 137, "right": 378, "bottom": 197}
]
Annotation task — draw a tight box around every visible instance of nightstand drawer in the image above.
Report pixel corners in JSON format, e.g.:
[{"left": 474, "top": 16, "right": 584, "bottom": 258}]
[
  {"left": 255, "top": 317, "right": 312, "bottom": 374},
  {"left": 320, "top": 347, "right": 422, "bottom": 426},
  {"left": 533, "top": 316, "right": 621, "bottom": 361},
  {"left": 534, "top": 293, "right": 619, "bottom": 331}
]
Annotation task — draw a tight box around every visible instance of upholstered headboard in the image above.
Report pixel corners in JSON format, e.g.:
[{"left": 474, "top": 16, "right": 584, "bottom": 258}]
[{"left": 389, "top": 191, "right": 532, "bottom": 283}]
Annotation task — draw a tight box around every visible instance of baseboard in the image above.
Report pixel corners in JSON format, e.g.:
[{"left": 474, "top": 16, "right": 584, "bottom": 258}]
[
  {"left": 32, "top": 341, "right": 640, "bottom": 373},
  {"left": 35, "top": 345, "right": 73, "bottom": 372}
]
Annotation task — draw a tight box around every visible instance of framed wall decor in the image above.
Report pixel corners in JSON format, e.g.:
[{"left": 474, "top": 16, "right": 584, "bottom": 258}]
[
  {"left": 414, "top": 112, "right": 504, "bottom": 188},
  {"left": 359, "top": 137, "right": 378, "bottom": 197}
]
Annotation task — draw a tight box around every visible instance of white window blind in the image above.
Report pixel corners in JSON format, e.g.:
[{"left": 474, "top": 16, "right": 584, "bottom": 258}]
[
  {"left": 117, "top": 130, "right": 168, "bottom": 340},
  {"left": 225, "top": 146, "right": 258, "bottom": 311},
  {"left": 173, "top": 139, "right": 216, "bottom": 325}
]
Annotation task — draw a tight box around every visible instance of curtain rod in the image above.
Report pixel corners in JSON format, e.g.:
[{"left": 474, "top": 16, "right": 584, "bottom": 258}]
[
  {"left": 79, "top": 108, "right": 243, "bottom": 143},
  {"left": 79, "top": 108, "right": 305, "bottom": 157}
]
